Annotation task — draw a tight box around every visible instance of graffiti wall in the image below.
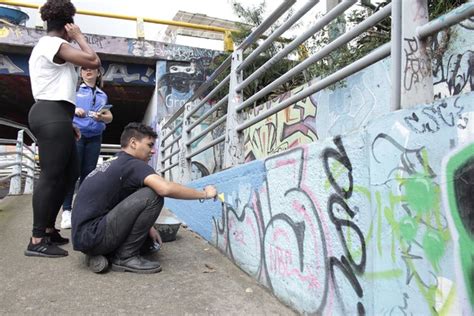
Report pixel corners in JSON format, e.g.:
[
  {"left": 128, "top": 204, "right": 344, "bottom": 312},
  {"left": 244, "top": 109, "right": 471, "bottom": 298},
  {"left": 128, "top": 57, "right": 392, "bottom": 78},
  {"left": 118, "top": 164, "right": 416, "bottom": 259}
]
[
  {"left": 146, "top": 55, "right": 226, "bottom": 178},
  {"left": 0, "top": 52, "right": 156, "bottom": 86},
  {"left": 242, "top": 60, "right": 391, "bottom": 162},
  {"left": 432, "top": 22, "right": 474, "bottom": 99},
  {"left": 241, "top": 24, "right": 474, "bottom": 163},
  {"left": 0, "top": 24, "right": 221, "bottom": 62},
  {"left": 165, "top": 92, "right": 474, "bottom": 315}
]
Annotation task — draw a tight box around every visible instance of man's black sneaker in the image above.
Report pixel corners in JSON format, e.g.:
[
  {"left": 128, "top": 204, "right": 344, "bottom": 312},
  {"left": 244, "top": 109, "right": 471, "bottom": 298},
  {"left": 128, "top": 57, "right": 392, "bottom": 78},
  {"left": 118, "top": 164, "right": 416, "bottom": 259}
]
[
  {"left": 24, "top": 237, "right": 68, "bottom": 258},
  {"left": 46, "top": 229, "right": 69, "bottom": 245},
  {"left": 111, "top": 255, "right": 162, "bottom": 274},
  {"left": 85, "top": 255, "right": 109, "bottom": 273}
]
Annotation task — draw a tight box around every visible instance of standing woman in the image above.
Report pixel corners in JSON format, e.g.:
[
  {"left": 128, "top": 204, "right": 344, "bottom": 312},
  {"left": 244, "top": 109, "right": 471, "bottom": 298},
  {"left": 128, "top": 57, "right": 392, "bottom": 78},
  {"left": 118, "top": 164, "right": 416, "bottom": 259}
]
[
  {"left": 60, "top": 67, "right": 112, "bottom": 229},
  {"left": 26, "top": 0, "right": 100, "bottom": 258}
]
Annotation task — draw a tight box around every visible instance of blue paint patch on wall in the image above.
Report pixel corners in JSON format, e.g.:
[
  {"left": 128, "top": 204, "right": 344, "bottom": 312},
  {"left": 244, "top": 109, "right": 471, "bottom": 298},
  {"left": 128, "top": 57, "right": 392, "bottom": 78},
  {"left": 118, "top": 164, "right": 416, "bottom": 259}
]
[{"left": 164, "top": 159, "right": 266, "bottom": 240}]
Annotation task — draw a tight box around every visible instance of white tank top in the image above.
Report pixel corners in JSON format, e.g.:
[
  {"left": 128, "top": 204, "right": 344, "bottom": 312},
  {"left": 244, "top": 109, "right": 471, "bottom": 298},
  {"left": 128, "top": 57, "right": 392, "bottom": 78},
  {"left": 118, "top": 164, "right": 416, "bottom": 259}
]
[{"left": 29, "top": 36, "right": 78, "bottom": 105}]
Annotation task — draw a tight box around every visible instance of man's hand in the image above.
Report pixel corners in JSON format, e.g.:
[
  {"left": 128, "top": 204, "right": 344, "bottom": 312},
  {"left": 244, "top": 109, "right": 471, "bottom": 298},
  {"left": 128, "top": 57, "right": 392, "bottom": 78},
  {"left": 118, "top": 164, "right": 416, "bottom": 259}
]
[
  {"left": 149, "top": 226, "right": 163, "bottom": 247},
  {"left": 75, "top": 108, "right": 86, "bottom": 117},
  {"left": 204, "top": 185, "right": 217, "bottom": 200},
  {"left": 72, "top": 125, "right": 81, "bottom": 141}
]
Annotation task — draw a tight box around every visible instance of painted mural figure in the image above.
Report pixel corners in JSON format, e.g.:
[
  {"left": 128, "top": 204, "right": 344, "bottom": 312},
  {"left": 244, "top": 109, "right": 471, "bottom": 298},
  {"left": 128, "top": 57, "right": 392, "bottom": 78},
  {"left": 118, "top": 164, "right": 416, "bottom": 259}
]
[
  {"left": 60, "top": 67, "right": 113, "bottom": 230},
  {"left": 71, "top": 123, "right": 217, "bottom": 274},
  {"left": 25, "top": 0, "right": 101, "bottom": 258}
]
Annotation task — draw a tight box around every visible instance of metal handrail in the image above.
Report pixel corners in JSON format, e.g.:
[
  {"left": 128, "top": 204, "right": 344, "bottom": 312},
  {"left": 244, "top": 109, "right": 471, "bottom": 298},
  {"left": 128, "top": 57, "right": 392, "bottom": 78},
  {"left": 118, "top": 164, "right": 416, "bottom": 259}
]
[
  {"left": 185, "top": 74, "right": 230, "bottom": 120},
  {"left": 101, "top": 143, "right": 121, "bottom": 153},
  {"left": 237, "top": 43, "right": 391, "bottom": 131},
  {"left": 162, "top": 0, "right": 298, "bottom": 130},
  {"left": 235, "top": 0, "right": 356, "bottom": 93},
  {"left": 186, "top": 135, "right": 225, "bottom": 160},
  {"left": 236, "top": 0, "right": 320, "bottom": 73},
  {"left": 416, "top": 2, "right": 474, "bottom": 39},
  {"left": 161, "top": 135, "right": 182, "bottom": 153},
  {"left": 162, "top": 148, "right": 180, "bottom": 162},
  {"left": 160, "top": 162, "right": 179, "bottom": 174},
  {"left": 236, "top": 2, "right": 391, "bottom": 112},
  {"left": 0, "top": 118, "right": 36, "bottom": 143},
  {"left": 157, "top": 1, "right": 474, "bottom": 181},
  {"left": 186, "top": 95, "right": 228, "bottom": 133},
  {"left": 162, "top": 56, "right": 232, "bottom": 129},
  {"left": 237, "top": 0, "right": 297, "bottom": 51},
  {"left": 0, "top": 139, "right": 18, "bottom": 144},
  {"left": 0, "top": 173, "right": 19, "bottom": 182},
  {"left": 162, "top": 121, "right": 183, "bottom": 143},
  {"left": 186, "top": 115, "right": 227, "bottom": 146}
]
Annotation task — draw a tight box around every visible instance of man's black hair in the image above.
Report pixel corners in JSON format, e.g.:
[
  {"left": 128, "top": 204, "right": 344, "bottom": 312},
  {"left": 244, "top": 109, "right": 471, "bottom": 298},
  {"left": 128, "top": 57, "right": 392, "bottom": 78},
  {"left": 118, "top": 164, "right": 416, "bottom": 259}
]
[
  {"left": 40, "top": 0, "right": 76, "bottom": 32},
  {"left": 120, "top": 122, "right": 158, "bottom": 148}
]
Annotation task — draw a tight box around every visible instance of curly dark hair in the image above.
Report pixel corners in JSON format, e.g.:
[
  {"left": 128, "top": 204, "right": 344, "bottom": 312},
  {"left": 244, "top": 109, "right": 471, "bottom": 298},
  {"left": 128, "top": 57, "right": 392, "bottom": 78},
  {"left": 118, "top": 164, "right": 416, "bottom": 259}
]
[
  {"left": 40, "top": 0, "right": 76, "bottom": 32},
  {"left": 120, "top": 122, "right": 158, "bottom": 147}
]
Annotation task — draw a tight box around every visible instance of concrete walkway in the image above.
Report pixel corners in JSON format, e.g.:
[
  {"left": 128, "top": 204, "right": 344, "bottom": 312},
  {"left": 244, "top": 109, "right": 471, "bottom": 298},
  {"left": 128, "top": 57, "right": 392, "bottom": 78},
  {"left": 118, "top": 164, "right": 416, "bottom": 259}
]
[{"left": 0, "top": 195, "right": 296, "bottom": 315}]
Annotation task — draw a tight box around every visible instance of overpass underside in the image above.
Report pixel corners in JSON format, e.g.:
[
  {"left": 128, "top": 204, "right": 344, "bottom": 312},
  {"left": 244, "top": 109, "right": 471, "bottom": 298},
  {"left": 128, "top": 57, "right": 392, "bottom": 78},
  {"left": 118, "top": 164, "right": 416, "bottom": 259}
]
[{"left": 0, "top": 23, "right": 221, "bottom": 144}]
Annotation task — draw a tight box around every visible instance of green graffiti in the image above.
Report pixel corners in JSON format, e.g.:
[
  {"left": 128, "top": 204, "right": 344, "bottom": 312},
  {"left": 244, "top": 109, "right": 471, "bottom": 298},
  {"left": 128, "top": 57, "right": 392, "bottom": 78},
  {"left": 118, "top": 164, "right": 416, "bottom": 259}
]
[
  {"left": 403, "top": 174, "right": 437, "bottom": 215},
  {"left": 364, "top": 269, "right": 403, "bottom": 280},
  {"left": 422, "top": 229, "right": 446, "bottom": 271},
  {"left": 443, "top": 142, "right": 474, "bottom": 307},
  {"left": 400, "top": 215, "right": 418, "bottom": 242}
]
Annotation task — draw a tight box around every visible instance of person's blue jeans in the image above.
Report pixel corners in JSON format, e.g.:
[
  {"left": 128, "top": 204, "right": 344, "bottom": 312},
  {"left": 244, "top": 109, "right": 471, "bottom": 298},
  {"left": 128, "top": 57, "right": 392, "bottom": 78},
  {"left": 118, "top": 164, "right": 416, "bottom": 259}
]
[{"left": 62, "top": 134, "right": 102, "bottom": 211}]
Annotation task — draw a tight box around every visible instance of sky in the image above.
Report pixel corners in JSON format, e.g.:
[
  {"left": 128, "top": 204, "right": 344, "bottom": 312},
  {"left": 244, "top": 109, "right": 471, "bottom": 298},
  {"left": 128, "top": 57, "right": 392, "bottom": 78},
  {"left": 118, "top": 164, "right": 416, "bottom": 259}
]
[{"left": 15, "top": 0, "right": 325, "bottom": 50}]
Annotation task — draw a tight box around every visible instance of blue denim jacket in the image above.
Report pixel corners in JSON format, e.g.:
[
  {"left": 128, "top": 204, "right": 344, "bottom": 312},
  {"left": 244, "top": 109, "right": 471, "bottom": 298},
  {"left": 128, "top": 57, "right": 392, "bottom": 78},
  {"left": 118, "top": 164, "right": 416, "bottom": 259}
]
[{"left": 73, "top": 84, "right": 108, "bottom": 138}]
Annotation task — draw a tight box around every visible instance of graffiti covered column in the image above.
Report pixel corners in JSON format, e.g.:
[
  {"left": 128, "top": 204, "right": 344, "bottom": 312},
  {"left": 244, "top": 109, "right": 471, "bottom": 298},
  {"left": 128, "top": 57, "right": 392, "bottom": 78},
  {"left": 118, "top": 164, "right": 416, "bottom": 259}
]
[
  {"left": 401, "top": 0, "right": 434, "bottom": 108},
  {"left": 224, "top": 49, "right": 245, "bottom": 168}
]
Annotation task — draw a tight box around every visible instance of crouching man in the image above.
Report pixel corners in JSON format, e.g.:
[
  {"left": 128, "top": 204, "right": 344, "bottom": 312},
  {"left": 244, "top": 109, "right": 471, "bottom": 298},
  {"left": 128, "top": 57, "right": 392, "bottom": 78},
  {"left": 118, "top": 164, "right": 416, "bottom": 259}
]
[{"left": 71, "top": 122, "right": 217, "bottom": 273}]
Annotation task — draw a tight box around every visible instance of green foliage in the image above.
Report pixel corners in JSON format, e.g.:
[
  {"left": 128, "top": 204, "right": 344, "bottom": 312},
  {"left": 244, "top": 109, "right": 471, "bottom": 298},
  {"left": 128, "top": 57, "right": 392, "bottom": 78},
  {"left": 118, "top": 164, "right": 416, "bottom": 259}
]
[{"left": 428, "top": 0, "right": 467, "bottom": 20}]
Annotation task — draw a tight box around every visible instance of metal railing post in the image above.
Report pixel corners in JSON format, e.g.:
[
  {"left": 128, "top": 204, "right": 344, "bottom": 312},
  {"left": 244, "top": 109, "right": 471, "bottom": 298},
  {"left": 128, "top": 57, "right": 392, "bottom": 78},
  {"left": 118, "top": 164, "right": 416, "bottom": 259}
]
[
  {"left": 24, "top": 142, "right": 35, "bottom": 194},
  {"left": 179, "top": 103, "right": 193, "bottom": 182},
  {"left": 390, "top": 0, "right": 402, "bottom": 111},
  {"left": 223, "top": 49, "right": 244, "bottom": 169},
  {"left": 9, "top": 130, "right": 23, "bottom": 195},
  {"left": 400, "top": 0, "right": 433, "bottom": 108},
  {"left": 158, "top": 126, "right": 165, "bottom": 177}
]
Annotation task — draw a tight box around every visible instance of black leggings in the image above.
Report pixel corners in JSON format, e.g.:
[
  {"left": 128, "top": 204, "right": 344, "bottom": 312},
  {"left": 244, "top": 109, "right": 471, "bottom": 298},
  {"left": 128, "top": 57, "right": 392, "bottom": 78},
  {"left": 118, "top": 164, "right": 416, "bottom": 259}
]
[{"left": 29, "top": 100, "right": 79, "bottom": 238}]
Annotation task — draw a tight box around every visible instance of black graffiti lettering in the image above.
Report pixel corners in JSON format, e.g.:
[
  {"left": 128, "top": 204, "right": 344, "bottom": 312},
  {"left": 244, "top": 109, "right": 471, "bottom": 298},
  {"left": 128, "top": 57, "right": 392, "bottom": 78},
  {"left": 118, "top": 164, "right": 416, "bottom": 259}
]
[
  {"left": 323, "top": 136, "right": 365, "bottom": 314},
  {"left": 322, "top": 136, "right": 353, "bottom": 199},
  {"left": 328, "top": 195, "right": 367, "bottom": 273},
  {"left": 265, "top": 213, "right": 306, "bottom": 271},
  {"left": 84, "top": 34, "right": 106, "bottom": 49},
  {"left": 403, "top": 96, "right": 469, "bottom": 134},
  {"left": 329, "top": 256, "right": 364, "bottom": 316},
  {"left": 404, "top": 107, "right": 440, "bottom": 134}
]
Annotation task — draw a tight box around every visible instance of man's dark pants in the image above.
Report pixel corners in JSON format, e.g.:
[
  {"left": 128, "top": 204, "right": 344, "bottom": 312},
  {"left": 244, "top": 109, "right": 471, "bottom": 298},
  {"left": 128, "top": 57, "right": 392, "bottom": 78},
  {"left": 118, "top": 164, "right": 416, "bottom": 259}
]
[{"left": 87, "top": 187, "right": 163, "bottom": 259}]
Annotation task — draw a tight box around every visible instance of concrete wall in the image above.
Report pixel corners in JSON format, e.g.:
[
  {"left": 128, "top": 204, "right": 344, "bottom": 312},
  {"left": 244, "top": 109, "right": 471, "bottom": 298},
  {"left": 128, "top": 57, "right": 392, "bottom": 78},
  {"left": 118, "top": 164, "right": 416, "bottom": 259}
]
[
  {"left": 155, "top": 24, "right": 474, "bottom": 314},
  {"left": 165, "top": 92, "right": 474, "bottom": 315}
]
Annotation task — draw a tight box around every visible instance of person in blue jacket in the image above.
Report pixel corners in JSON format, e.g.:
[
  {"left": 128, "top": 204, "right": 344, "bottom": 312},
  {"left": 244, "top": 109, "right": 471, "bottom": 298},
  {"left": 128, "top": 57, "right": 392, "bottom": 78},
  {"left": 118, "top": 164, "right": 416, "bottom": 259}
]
[{"left": 61, "top": 67, "right": 113, "bottom": 229}]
